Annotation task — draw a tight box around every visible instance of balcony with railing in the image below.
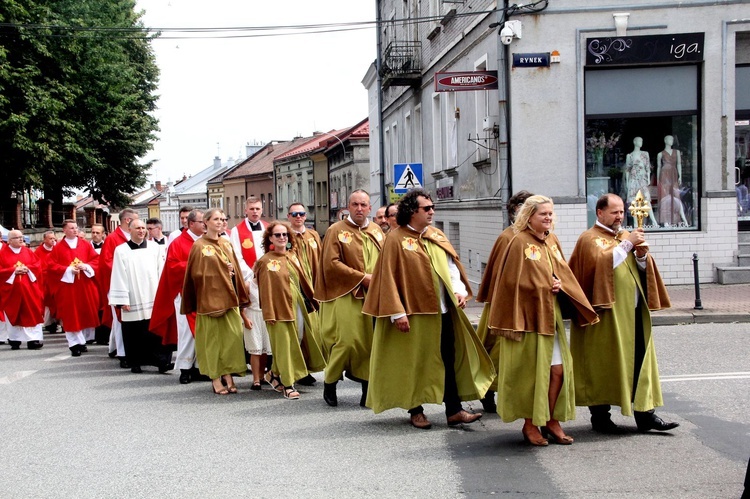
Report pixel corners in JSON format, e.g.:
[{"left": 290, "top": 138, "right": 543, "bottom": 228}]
[{"left": 381, "top": 41, "right": 422, "bottom": 88}]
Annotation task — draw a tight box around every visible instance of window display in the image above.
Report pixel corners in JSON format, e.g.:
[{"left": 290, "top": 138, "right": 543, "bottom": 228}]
[{"left": 584, "top": 115, "right": 699, "bottom": 231}]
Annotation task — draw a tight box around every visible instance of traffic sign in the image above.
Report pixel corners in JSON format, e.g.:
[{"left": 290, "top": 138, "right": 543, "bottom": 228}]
[{"left": 394, "top": 163, "right": 423, "bottom": 194}]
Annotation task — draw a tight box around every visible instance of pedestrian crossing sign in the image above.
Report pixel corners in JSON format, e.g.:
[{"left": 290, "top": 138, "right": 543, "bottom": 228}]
[{"left": 394, "top": 163, "right": 423, "bottom": 194}]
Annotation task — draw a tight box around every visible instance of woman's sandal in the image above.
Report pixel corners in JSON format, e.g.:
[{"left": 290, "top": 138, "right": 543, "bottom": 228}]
[
  {"left": 264, "top": 371, "right": 284, "bottom": 393},
  {"left": 522, "top": 426, "right": 549, "bottom": 446},
  {"left": 541, "top": 426, "right": 574, "bottom": 445},
  {"left": 283, "top": 386, "right": 300, "bottom": 400},
  {"left": 212, "top": 383, "right": 230, "bottom": 396},
  {"left": 250, "top": 382, "right": 262, "bottom": 391}
]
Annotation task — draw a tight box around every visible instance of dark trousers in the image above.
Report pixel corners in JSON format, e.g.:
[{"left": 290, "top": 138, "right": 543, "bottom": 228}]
[
  {"left": 122, "top": 319, "right": 169, "bottom": 369},
  {"left": 409, "top": 312, "right": 462, "bottom": 418}
]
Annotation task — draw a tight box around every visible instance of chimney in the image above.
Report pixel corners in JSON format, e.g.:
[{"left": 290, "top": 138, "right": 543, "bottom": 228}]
[
  {"left": 155, "top": 181, "right": 162, "bottom": 191},
  {"left": 213, "top": 156, "right": 222, "bottom": 169}
]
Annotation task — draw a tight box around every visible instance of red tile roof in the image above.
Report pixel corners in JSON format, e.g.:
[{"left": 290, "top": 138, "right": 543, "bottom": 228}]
[{"left": 224, "top": 138, "right": 311, "bottom": 180}]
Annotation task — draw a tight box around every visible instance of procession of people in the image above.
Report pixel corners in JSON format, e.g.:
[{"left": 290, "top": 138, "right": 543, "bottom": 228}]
[{"left": 0, "top": 189, "right": 680, "bottom": 442}]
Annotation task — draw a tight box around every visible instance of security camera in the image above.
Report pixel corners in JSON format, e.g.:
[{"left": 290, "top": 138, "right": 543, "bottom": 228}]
[
  {"left": 500, "top": 25, "right": 514, "bottom": 45},
  {"left": 499, "top": 20, "right": 522, "bottom": 46}
]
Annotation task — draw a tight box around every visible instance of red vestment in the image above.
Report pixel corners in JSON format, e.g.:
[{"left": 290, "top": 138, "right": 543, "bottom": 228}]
[
  {"left": 233, "top": 219, "right": 266, "bottom": 268},
  {"left": 98, "top": 227, "right": 127, "bottom": 327},
  {"left": 48, "top": 239, "right": 100, "bottom": 331},
  {"left": 34, "top": 244, "right": 57, "bottom": 315},
  {"left": 149, "top": 229, "right": 197, "bottom": 345},
  {"left": 0, "top": 247, "right": 44, "bottom": 327}
]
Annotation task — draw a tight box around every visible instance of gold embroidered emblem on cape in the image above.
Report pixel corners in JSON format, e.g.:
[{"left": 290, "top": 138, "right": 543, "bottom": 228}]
[
  {"left": 241, "top": 238, "right": 254, "bottom": 249},
  {"left": 524, "top": 243, "right": 542, "bottom": 261},
  {"left": 309, "top": 240, "right": 318, "bottom": 249},
  {"left": 594, "top": 237, "right": 612, "bottom": 249},
  {"left": 550, "top": 244, "right": 563, "bottom": 261},
  {"left": 201, "top": 245, "right": 216, "bottom": 257},
  {"left": 267, "top": 259, "right": 281, "bottom": 272},
  {"left": 338, "top": 230, "right": 353, "bottom": 244},
  {"left": 430, "top": 232, "right": 444, "bottom": 241},
  {"left": 375, "top": 231, "right": 383, "bottom": 242},
  {"left": 70, "top": 257, "right": 82, "bottom": 267},
  {"left": 401, "top": 237, "right": 419, "bottom": 252}
]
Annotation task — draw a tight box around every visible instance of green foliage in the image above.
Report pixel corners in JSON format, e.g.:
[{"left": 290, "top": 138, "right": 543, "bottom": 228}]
[{"left": 0, "top": 0, "right": 159, "bottom": 208}]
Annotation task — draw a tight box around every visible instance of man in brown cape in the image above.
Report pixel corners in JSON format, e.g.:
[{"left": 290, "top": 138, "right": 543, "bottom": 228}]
[
  {"left": 314, "top": 190, "right": 384, "bottom": 406},
  {"left": 568, "top": 193, "right": 678, "bottom": 433},
  {"left": 363, "top": 189, "right": 494, "bottom": 430}
]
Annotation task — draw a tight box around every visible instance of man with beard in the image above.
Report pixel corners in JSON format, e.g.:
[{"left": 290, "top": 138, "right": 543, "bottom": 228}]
[{"left": 568, "top": 193, "right": 678, "bottom": 434}]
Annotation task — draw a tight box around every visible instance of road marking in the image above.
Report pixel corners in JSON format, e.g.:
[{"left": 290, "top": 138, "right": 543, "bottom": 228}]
[
  {"left": 45, "top": 353, "right": 71, "bottom": 362},
  {"left": 661, "top": 372, "right": 750, "bottom": 382},
  {"left": 0, "top": 370, "right": 37, "bottom": 385}
]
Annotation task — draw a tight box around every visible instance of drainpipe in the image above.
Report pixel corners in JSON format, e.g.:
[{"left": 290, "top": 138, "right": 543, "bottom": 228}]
[
  {"left": 496, "top": 1, "right": 512, "bottom": 220},
  {"left": 375, "top": 0, "right": 387, "bottom": 207}
]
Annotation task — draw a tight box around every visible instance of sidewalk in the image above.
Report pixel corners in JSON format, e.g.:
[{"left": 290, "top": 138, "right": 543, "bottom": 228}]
[{"left": 464, "top": 283, "right": 750, "bottom": 326}]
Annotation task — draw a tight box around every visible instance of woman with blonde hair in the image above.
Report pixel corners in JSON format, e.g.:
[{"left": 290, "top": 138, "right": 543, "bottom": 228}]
[
  {"left": 486, "top": 195, "right": 598, "bottom": 445},
  {"left": 254, "top": 221, "right": 325, "bottom": 400},
  {"left": 181, "top": 208, "right": 250, "bottom": 395}
]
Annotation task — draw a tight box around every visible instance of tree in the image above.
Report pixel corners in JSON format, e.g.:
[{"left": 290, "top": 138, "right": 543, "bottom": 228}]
[{"left": 0, "top": 0, "right": 159, "bottom": 214}]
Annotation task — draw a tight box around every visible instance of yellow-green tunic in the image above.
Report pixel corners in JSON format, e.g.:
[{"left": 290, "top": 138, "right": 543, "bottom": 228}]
[
  {"left": 263, "top": 260, "right": 325, "bottom": 387},
  {"left": 363, "top": 227, "right": 494, "bottom": 414},
  {"left": 319, "top": 235, "right": 379, "bottom": 383},
  {"left": 496, "top": 300, "right": 575, "bottom": 426},
  {"left": 195, "top": 308, "right": 246, "bottom": 380}
]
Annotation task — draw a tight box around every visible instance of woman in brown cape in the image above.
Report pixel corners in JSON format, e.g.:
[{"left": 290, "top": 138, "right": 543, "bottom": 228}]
[
  {"left": 254, "top": 221, "right": 325, "bottom": 400},
  {"left": 487, "top": 195, "right": 598, "bottom": 446}
]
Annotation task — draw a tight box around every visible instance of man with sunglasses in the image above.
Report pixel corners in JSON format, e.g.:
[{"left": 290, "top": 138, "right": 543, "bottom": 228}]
[
  {"left": 315, "top": 189, "right": 384, "bottom": 407},
  {"left": 286, "top": 203, "right": 322, "bottom": 286},
  {"left": 363, "top": 189, "right": 494, "bottom": 430}
]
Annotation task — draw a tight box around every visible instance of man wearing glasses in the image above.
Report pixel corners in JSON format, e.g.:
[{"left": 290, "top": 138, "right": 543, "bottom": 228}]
[
  {"left": 0, "top": 230, "right": 44, "bottom": 350},
  {"left": 286, "top": 203, "right": 321, "bottom": 286},
  {"left": 363, "top": 189, "right": 494, "bottom": 430},
  {"left": 315, "top": 189, "right": 384, "bottom": 407}
]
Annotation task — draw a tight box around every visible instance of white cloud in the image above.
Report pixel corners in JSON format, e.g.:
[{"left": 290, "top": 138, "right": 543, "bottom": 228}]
[{"left": 136, "top": 0, "right": 376, "bottom": 183}]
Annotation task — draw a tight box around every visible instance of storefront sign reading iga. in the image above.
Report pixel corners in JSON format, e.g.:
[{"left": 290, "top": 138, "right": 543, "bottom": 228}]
[
  {"left": 586, "top": 32, "right": 705, "bottom": 66},
  {"left": 435, "top": 71, "right": 499, "bottom": 92}
]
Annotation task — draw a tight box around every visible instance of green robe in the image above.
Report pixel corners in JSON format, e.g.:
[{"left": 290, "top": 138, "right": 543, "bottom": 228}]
[
  {"left": 267, "top": 262, "right": 326, "bottom": 387},
  {"left": 496, "top": 300, "right": 575, "bottom": 426},
  {"left": 570, "top": 254, "right": 663, "bottom": 415},
  {"left": 475, "top": 304, "right": 500, "bottom": 392},
  {"left": 366, "top": 237, "right": 495, "bottom": 414},
  {"left": 319, "top": 232, "right": 379, "bottom": 382},
  {"left": 195, "top": 308, "right": 246, "bottom": 380}
]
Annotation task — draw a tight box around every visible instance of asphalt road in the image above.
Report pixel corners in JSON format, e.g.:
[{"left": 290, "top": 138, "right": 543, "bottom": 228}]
[{"left": 1, "top": 322, "right": 748, "bottom": 498}]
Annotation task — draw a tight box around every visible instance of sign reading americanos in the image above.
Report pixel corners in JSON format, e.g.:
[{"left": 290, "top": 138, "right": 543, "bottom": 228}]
[{"left": 435, "top": 70, "right": 499, "bottom": 92}]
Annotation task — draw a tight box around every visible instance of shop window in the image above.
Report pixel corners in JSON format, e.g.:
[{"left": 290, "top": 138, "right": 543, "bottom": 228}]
[{"left": 584, "top": 65, "right": 700, "bottom": 231}]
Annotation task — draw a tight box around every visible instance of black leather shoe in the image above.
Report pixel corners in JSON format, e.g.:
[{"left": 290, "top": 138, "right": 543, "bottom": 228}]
[
  {"left": 323, "top": 382, "right": 338, "bottom": 407},
  {"left": 297, "top": 374, "right": 317, "bottom": 386},
  {"left": 360, "top": 381, "right": 369, "bottom": 408},
  {"left": 480, "top": 390, "right": 497, "bottom": 413},
  {"left": 70, "top": 346, "right": 81, "bottom": 357},
  {"left": 131, "top": 366, "right": 143, "bottom": 374},
  {"left": 108, "top": 350, "right": 117, "bottom": 358},
  {"left": 591, "top": 417, "right": 628, "bottom": 434},
  {"left": 179, "top": 370, "right": 192, "bottom": 384},
  {"left": 27, "top": 341, "right": 44, "bottom": 350},
  {"left": 635, "top": 411, "right": 679, "bottom": 433},
  {"left": 9, "top": 340, "right": 21, "bottom": 350},
  {"left": 119, "top": 358, "right": 130, "bottom": 369},
  {"left": 79, "top": 345, "right": 88, "bottom": 353},
  {"left": 158, "top": 362, "right": 175, "bottom": 374}
]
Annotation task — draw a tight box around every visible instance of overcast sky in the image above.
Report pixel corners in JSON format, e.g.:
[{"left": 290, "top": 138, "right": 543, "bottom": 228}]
[{"left": 135, "top": 0, "right": 376, "bottom": 184}]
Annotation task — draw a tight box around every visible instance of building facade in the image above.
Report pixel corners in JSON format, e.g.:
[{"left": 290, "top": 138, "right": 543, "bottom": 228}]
[{"left": 366, "top": 0, "right": 750, "bottom": 285}]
